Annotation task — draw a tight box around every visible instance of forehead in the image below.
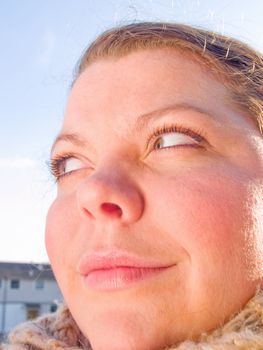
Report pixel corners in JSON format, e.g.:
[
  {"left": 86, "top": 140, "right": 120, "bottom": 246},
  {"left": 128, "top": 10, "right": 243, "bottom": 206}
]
[
  {"left": 71, "top": 49, "right": 222, "bottom": 98},
  {"left": 62, "top": 49, "right": 253, "bottom": 137}
]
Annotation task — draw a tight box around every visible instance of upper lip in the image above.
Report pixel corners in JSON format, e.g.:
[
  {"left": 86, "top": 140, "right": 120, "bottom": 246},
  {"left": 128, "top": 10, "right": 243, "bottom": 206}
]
[{"left": 78, "top": 251, "right": 173, "bottom": 275}]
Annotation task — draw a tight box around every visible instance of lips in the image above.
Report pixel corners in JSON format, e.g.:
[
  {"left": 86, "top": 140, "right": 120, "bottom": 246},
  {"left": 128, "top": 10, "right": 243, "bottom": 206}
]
[{"left": 78, "top": 252, "right": 173, "bottom": 290}]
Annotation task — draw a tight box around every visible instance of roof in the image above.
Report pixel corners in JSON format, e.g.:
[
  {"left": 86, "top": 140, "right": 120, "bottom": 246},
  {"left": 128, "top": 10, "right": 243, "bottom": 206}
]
[{"left": 0, "top": 262, "right": 56, "bottom": 280}]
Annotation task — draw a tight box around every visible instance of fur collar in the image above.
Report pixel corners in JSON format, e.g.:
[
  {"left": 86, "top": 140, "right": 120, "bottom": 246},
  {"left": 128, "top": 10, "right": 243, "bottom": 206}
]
[{"left": 2, "top": 292, "right": 263, "bottom": 350}]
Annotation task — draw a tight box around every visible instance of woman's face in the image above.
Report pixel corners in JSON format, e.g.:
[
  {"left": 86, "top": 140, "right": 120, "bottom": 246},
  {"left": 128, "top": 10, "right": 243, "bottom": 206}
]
[{"left": 46, "top": 49, "right": 263, "bottom": 350}]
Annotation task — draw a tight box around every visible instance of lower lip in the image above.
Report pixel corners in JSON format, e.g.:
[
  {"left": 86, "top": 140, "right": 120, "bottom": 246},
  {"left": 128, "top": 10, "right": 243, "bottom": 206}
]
[{"left": 83, "top": 266, "right": 169, "bottom": 290}]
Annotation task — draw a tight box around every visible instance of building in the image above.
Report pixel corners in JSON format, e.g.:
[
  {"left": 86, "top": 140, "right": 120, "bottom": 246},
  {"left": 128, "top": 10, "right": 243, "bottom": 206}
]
[{"left": 0, "top": 262, "right": 62, "bottom": 336}]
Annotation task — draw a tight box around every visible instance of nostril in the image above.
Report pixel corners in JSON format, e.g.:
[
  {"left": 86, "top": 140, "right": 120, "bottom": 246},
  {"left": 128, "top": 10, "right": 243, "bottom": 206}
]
[{"left": 101, "top": 202, "right": 122, "bottom": 217}]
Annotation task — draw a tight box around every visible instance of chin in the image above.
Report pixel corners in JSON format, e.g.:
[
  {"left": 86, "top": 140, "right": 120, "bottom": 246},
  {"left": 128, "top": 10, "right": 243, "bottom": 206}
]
[
  {"left": 69, "top": 295, "right": 173, "bottom": 350},
  {"left": 85, "top": 321, "right": 167, "bottom": 350}
]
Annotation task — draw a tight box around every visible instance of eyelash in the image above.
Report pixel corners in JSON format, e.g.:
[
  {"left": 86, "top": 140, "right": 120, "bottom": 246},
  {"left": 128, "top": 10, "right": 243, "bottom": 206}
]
[
  {"left": 146, "top": 123, "right": 205, "bottom": 150},
  {"left": 49, "top": 124, "right": 206, "bottom": 181},
  {"left": 49, "top": 153, "right": 75, "bottom": 181}
]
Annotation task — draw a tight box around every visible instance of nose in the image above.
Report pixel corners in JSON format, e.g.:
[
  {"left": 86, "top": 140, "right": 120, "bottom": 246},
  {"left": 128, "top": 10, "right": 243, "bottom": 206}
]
[{"left": 76, "top": 167, "right": 144, "bottom": 225}]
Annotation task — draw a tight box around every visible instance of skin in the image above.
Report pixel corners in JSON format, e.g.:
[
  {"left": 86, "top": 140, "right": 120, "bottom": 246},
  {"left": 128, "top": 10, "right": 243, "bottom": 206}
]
[{"left": 46, "top": 49, "right": 263, "bottom": 350}]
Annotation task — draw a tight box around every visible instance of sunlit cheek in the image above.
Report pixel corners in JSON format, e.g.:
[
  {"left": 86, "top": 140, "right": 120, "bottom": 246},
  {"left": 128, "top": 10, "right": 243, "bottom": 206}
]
[
  {"left": 198, "top": 181, "right": 263, "bottom": 282},
  {"left": 45, "top": 201, "right": 61, "bottom": 264},
  {"left": 45, "top": 198, "right": 76, "bottom": 264},
  {"left": 153, "top": 169, "right": 251, "bottom": 261},
  {"left": 45, "top": 198, "right": 82, "bottom": 296},
  {"left": 241, "top": 183, "right": 263, "bottom": 280}
]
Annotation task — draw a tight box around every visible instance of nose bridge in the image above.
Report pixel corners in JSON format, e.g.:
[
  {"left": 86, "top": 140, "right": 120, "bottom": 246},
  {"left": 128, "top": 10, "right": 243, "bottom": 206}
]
[
  {"left": 88, "top": 158, "right": 134, "bottom": 194},
  {"left": 76, "top": 161, "right": 144, "bottom": 224}
]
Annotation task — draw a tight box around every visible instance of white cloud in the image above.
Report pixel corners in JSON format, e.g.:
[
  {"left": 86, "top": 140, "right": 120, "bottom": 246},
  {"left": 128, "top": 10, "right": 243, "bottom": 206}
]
[
  {"left": 0, "top": 157, "right": 55, "bottom": 263},
  {"left": 0, "top": 158, "right": 37, "bottom": 168}
]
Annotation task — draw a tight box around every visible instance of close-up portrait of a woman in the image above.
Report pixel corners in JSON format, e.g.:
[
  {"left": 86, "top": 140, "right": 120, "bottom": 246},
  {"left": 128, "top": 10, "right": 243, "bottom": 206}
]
[{"left": 1, "top": 2, "right": 263, "bottom": 350}]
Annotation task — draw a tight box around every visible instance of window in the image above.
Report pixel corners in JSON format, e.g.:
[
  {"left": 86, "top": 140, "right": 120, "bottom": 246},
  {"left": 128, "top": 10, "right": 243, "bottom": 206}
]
[
  {"left": 26, "top": 304, "right": 40, "bottom": 320},
  {"left": 50, "top": 303, "right": 58, "bottom": 313},
  {"left": 10, "top": 279, "right": 20, "bottom": 289},
  {"left": 35, "top": 279, "right": 44, "bottom": 290}
]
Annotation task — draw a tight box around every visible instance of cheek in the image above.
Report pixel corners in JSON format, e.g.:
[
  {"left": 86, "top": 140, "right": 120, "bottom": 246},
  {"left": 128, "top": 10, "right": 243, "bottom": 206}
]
[
  {"left": 45, "top": 198, "right": 72, "bottom": 263},
  {"left": 45, "top": 196, "right": 82, "bottom": 294},
  {"left": 150, "top": 167, "right": 254, "bottom": 273}
]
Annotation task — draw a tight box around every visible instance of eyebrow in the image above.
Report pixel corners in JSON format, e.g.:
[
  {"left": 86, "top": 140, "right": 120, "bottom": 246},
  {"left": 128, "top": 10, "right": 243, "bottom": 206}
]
[
  {"left": 51, "top": 133, "right": 87, "bottom": 155},
  {"left": 134, "top": 103, "right": 215, "bottom": 132},
  {"left": 51, "top": 103, "right": 215, "bottom": 154}
]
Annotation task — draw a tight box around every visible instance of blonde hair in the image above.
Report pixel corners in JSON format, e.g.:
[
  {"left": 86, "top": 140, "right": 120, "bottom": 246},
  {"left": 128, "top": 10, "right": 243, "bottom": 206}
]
[{"left": 75, "top": 22, "right": 263, "bottom": 133}]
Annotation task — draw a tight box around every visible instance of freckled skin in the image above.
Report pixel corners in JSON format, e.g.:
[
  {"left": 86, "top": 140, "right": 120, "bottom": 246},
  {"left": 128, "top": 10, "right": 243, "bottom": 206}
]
[{"left": 45, "top": 49, "right": 263, "bottom": 350}]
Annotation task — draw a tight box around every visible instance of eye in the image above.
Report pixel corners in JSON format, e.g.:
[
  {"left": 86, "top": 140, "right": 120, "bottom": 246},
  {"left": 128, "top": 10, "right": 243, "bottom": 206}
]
[
  {"left": 154, "top": 132, "right": 200, "bottom": 149},
  {"left": 50, "top": 155, "right": 86, "bottom": 180},
  {"left": 63, "top": 157, "right": 84, "bottom": 174},
  {"left": 148, "top": 124, "right": 205, "bottom": 151}
]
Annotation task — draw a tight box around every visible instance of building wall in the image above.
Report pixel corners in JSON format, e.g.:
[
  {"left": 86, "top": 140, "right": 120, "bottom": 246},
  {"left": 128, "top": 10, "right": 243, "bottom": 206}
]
[
  {"left": 0, "top": 278, "right": 62, "bottom": 334},
  {"left": 0, "top": 303, "right": 26, "bottom": 332},
  {"left": 0, "top": 278, "right": 62, "bottom": 303}
]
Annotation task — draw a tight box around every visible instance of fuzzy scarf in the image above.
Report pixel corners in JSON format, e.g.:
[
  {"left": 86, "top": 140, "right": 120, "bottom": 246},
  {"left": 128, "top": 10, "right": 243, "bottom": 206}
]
[{"left": 2, "top": 292, "right": 263, "bottom": 350}]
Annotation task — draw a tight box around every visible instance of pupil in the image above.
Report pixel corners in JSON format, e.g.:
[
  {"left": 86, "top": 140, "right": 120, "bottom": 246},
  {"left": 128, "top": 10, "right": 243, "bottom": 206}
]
[{"left": 156, "top": 139, "right": 163, "bottom": 149}]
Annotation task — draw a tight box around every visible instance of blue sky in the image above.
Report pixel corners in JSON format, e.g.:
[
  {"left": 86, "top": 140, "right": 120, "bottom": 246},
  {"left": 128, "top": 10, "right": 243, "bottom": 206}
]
[{"left": 0, "top": 0, "right": 262, "bottom": 262}]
